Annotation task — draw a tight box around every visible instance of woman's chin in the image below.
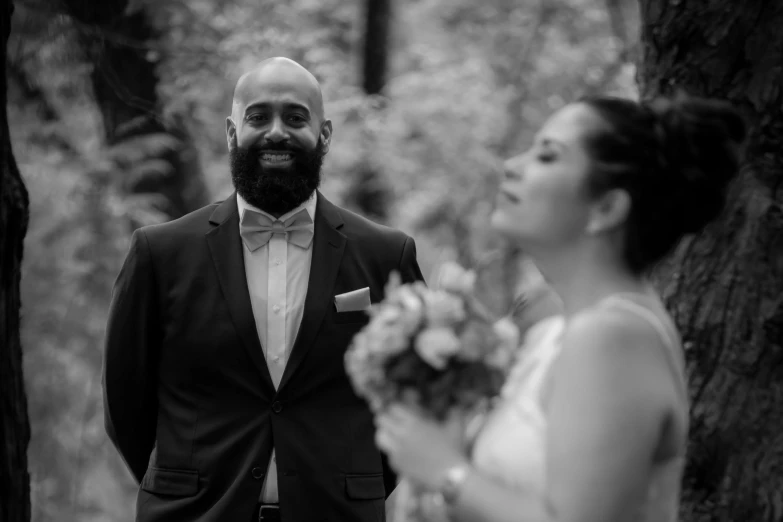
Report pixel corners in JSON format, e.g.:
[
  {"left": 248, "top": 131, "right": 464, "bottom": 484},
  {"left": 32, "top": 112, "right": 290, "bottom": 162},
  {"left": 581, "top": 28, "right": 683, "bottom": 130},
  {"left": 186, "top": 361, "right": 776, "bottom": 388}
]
[{"left": 490, "top": 212, "right": 520, "bottom": 239}]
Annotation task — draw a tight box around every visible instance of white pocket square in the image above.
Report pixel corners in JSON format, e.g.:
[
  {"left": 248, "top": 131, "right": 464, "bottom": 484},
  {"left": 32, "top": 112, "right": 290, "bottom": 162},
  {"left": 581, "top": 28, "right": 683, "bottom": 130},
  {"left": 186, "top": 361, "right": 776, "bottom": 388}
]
[{"left": 334, "top": 287, "right": 371, "bottom": 312}]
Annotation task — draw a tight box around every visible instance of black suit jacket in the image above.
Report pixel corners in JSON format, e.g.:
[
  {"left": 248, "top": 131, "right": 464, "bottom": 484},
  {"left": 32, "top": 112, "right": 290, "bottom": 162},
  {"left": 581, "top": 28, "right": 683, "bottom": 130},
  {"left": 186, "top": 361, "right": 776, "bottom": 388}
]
[{"left": 103, "top": 192, "right": 424, "bottom": 521}]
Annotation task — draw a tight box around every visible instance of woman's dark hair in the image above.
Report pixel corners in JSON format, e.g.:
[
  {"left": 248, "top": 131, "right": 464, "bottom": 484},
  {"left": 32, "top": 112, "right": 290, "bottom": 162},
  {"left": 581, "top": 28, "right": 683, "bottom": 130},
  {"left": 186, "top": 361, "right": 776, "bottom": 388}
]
[{"left": 578, "top": 92, "right": 747, "bottom": 274}]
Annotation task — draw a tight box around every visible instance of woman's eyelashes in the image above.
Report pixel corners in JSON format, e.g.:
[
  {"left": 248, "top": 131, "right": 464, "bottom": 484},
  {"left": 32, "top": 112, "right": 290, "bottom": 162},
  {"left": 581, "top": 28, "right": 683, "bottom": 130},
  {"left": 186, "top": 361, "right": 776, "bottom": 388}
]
[{"left": 536, "top": 146, "right": 557, "bottom": 163}]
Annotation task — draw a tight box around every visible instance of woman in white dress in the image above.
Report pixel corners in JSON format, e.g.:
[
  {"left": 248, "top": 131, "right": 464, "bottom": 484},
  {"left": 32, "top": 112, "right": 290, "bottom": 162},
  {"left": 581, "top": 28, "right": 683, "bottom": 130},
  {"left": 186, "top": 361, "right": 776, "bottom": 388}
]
[{"left": 374, "top": 93, "right": 747, "bottom": 522}]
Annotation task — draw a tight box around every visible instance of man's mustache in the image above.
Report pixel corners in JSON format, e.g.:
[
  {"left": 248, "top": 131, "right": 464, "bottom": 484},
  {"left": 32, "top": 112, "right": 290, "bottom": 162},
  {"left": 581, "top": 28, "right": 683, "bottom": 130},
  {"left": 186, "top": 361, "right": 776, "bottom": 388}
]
[{"left": 252, "top": 144, "right": 302, "bottom": 154}]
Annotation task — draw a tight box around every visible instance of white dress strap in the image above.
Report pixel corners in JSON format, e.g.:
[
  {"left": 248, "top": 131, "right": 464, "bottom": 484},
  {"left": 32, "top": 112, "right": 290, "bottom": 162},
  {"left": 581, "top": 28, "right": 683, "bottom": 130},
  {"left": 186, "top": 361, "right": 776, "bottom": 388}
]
[
  {"left": 499, "top": 315, "right": 565, "bottom": 409},
  {"left": 599, "top": 295, "right": 687, "bottom": 399}
]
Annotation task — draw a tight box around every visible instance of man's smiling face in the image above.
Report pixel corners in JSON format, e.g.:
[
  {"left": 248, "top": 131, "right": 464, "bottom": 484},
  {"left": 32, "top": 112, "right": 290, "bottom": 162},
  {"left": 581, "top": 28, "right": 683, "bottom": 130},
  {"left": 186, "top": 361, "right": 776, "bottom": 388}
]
[{"left": 227, "top": 58, "right": 332, "bottom": 216}]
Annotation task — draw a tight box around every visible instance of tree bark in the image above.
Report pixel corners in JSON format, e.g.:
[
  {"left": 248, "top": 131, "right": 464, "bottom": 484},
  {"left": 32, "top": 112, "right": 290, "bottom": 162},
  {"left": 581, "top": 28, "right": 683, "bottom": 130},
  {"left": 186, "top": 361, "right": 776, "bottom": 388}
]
[
  {"left": 638, "top": 1, "right": 783, "bottom": 521},
  {"left": 361, "top": 0, "right": 391, "bottom": 96},
  {"left": 346, "top": 0, "right": 394, "bottom": 222},
  {"left": 64, "top": 0, "right": 208, "bottom": 221},
  {"left": 0, "top": 1, "right": 32, "bottom": 521}
]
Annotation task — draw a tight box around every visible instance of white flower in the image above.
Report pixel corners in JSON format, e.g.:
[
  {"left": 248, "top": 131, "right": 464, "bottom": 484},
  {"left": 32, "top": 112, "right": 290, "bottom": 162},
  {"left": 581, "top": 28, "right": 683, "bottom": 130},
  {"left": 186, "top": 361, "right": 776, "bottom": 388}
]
[
  {"left": 388, "top": 286, "right": 424, "bottom": 335},
  {"left": 414, "top": 327, "right": 462, "bottom": 370},
  {"left": 492, "top": 317, "right": 520, "bottom": 353},
  {"left": 422, "top": 290, "right": 466, "bottom": 327},
  {"left": 436, "top": 261, "right": 477, "bottom": 295},
  {"left": 384, "top": 271, "right": 402, "bottom": 295},
  {"left": 392, "top": 285, "right": 423, "bottom": 313},
  {"left": 486, "top": 317, "right": 520, "bottom": 369},
  {"left": 456, "top": 321, "right": 492, "bottom": 361},
  {"left": 372, "top": 305, "right": 402, "bottom": 327},
  {"left": 345, "top": 326, "right": 403, "bottom": 401},
  {"left": 361, "top": 318, "right": 410, "bottom": 357}
]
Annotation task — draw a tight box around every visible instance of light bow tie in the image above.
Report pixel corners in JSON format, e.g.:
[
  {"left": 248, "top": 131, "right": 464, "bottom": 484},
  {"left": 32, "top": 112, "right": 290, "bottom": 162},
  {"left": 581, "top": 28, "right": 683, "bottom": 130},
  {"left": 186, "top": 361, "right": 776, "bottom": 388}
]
[{"left": 239, "top": 208, "right": 314, "bottom": 251}]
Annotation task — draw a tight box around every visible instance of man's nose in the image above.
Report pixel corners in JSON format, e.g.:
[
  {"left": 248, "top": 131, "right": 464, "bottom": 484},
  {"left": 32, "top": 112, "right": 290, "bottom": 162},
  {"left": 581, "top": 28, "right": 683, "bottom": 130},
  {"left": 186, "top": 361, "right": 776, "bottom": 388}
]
[{"left": 265, "top": 116, "right": 289, "bottom": 143}]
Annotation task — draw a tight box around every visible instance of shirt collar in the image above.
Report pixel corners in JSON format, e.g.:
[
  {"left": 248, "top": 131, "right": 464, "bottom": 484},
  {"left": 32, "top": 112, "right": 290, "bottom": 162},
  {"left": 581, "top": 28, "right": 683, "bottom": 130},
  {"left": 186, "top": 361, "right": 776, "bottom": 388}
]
[{"left": 236, "top": 190, "right": 317, "bottom": 224}]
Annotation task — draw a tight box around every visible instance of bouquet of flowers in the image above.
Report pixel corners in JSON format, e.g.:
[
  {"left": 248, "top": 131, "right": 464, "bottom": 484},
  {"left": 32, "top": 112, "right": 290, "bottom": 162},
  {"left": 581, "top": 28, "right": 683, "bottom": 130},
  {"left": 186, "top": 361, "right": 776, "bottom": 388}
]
[{"left": 344, "top": 261, "right": 520, "bottom": 521}]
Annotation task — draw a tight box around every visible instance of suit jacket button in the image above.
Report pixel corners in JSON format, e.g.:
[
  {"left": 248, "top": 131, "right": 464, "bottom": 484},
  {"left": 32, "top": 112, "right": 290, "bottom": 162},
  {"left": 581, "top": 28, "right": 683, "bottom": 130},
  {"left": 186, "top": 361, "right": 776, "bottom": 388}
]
[
  {"left": 251, "top": 467, "right": 264, "bottom": 479},
  {"left": 272, "top": 401, "right": 282, "bottom": 414}
]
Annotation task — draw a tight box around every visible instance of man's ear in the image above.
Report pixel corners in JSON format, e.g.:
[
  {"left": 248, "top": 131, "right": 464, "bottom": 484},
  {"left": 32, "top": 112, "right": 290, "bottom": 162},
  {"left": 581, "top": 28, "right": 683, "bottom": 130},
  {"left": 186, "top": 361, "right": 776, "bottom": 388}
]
[
  {"left": 226, "top": 117, "right": 237, "bottom": 151},
  {"left": 320, "top": 120, "right": 333, "bottom": 154}
]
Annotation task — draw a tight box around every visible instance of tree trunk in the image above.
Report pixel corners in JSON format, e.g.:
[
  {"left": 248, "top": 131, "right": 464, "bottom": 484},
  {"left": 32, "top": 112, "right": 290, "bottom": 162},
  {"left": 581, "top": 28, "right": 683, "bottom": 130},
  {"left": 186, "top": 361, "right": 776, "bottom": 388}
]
[
  {"left": 64, "top": 0, "right": 208, "bottom": 221},
  {"left": 347, "top": 0, "right": 394, "bottom": 222},
  {"left": 361, "top": 0, "right": 391, "bottom": 96},
  {"left": 0, "top": 1, "right": 32, "bottom": 521},
  {"left": 638, "top": 2, "right": 783, "bottom": 521}
]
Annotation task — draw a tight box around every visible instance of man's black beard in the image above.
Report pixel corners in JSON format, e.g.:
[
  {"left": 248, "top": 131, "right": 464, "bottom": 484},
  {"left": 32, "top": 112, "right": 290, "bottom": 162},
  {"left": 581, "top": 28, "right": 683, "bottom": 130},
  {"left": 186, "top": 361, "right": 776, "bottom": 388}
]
[{"left": 230, "top": 140, "right": 324, "bottom": 216}]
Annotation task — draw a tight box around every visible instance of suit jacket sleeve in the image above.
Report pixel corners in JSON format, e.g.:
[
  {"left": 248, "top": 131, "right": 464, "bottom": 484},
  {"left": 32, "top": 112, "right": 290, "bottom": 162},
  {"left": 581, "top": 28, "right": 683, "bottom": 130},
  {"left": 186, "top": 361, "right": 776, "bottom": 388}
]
[
  {"left": 397, "top": 236, "right": 425, "bottom": 285},
  {"left": 103, "top": 228, "right": 160, "bottom": 483}
]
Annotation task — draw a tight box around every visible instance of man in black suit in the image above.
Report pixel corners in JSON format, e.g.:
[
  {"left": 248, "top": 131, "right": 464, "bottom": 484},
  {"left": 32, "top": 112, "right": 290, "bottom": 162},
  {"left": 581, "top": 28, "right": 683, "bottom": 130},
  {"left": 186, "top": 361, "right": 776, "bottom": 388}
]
[{"left": 103, "top": 57, "right": 424, "bottom": 522}]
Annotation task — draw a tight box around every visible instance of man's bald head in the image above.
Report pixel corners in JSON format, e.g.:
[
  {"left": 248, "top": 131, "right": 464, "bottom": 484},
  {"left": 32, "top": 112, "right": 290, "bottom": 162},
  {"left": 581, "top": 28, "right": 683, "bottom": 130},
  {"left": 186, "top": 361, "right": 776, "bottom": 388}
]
[{"left": 231, "top": 57, "right": 325, "bottom": 123}]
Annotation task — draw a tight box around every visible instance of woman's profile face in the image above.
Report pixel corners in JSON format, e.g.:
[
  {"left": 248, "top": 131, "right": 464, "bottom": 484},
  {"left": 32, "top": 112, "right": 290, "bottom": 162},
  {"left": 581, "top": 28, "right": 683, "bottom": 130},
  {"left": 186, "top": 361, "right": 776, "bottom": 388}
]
[{"left": 491, "top": 103, "right": 606, "bottom": 250}]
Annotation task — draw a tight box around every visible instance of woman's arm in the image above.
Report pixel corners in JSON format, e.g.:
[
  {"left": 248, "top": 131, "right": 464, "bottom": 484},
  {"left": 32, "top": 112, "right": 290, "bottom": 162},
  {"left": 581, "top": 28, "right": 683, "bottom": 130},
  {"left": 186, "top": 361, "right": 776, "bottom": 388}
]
[
  {"left": 447, "top": 310, "right": 671, "bottom": 522},
  {"left": 446, "top": 468, "right": 550, "bottom": 522}
]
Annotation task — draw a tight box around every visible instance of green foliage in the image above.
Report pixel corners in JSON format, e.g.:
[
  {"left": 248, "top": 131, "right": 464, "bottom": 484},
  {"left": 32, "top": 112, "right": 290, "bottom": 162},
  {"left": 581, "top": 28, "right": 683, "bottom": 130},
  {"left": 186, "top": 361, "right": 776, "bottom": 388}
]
[{"left": 12, "top": 0, "right": 639, "bottom": 519}]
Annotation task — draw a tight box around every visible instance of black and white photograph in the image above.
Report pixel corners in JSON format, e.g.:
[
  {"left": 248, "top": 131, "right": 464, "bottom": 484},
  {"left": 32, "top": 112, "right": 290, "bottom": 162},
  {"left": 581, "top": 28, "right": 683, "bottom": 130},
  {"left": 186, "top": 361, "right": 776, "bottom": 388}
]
[{"left": 1, "top": 0, "right": 781, "bottom": 521}]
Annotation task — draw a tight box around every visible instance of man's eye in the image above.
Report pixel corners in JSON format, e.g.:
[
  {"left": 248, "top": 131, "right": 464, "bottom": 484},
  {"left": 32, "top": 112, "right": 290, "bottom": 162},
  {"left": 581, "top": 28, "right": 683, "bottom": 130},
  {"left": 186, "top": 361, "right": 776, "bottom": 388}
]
[
  {"left": 288, "top": 114, "right": 306, "bottom": 123},
  {"left": 537, "top": 153, "right": 556, "bottom": 163}
]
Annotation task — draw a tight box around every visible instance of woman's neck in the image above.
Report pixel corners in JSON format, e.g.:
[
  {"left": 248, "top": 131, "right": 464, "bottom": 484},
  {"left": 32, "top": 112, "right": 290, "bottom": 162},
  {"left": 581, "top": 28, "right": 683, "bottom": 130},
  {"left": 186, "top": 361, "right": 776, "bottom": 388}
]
[{"left": 531, "top": 246, "right": 649, "bottom": 318}]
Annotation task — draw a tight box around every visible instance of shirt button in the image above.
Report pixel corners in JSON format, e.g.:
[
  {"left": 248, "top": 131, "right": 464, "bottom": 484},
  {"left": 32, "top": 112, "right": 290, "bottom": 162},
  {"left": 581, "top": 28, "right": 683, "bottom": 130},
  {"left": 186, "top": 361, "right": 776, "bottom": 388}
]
[
  {"left": 274, "top": 258, "right": 281, "bottom": 265},
  {"left": 273, "top": 305, "right": 280, "bottom": 313},
  {"left": 273, "top": 355, "right": 280, "bottom": 362}
]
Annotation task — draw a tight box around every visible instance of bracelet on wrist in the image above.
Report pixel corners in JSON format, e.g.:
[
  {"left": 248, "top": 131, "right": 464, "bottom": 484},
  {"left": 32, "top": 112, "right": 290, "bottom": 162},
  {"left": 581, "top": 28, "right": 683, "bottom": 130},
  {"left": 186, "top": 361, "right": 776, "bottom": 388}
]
[{"left": 438, "top": 463, "right": 471, "bottom": 504}]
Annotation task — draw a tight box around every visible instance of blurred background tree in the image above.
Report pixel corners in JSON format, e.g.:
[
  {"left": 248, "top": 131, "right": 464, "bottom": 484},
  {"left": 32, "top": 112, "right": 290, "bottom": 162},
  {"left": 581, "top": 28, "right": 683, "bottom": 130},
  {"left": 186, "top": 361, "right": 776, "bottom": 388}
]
[
  {"left": 342, "top": 0, "right": 395, "bottom": 222},
  {"left": 61, "top": 0, "right": 209, "bottom": 225},
  {"left": 2, "top": 3, "right": 32, "bottom": 522},
  {"left": 639, "top": 1, "right": 783, "bottom": 521},
  {"left": 6, "top": 0, "right": 777, "bottom": 520}
]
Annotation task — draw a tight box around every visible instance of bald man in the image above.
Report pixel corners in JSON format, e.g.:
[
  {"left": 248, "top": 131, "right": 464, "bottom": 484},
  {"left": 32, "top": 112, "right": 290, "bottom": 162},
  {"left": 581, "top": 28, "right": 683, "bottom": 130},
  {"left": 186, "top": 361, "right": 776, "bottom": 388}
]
[{"left": 103, "top": 57, "right": 424, "bottom": 522}]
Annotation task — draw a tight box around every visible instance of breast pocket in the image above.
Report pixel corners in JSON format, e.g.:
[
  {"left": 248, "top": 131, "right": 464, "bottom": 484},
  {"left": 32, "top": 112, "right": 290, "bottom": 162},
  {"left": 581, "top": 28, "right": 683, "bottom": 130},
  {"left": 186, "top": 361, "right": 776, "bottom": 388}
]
[{"left": 333, "top": 310, "right": 371, "bottom": 325}]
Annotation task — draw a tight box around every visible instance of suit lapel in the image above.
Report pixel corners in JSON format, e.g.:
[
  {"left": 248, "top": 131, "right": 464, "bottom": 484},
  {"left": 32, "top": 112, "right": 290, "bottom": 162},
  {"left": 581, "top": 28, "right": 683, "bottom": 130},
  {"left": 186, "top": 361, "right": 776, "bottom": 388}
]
[
  {"left": 279, "top": 192, "right": 346, "bottom": 391},
  {"left": 206, "top": 193, "right": 275, "bottom": 392}
]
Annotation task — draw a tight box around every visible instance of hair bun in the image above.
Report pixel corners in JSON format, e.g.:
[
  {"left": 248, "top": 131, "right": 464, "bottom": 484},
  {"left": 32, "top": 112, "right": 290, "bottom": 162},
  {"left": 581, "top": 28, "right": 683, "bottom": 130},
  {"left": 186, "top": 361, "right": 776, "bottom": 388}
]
[{"left": 644, "top": 93, "right": 747, "bottom": 233}]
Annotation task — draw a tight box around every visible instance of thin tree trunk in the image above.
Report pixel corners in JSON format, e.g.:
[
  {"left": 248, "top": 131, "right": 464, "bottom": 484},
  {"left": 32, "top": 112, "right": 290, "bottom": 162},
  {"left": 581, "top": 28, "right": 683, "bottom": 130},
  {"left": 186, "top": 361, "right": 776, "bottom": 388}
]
[
  {"left": 0, "top": 1, "right": 32, "bottom": 521},
  {"left": 362, "top": 0, "right": 391, "bottom": 96},
  {"left": 6, "top": 60, "right": 57, "bottom": 122},
  {"left": 65, "top": 0, "right": 208, "bottom": 220},
  {"left": 638, "top": 1, "right": 783, "bottom": 521},
  {"left": 348, "top": 0, "right": 394, "bottom": 222}
]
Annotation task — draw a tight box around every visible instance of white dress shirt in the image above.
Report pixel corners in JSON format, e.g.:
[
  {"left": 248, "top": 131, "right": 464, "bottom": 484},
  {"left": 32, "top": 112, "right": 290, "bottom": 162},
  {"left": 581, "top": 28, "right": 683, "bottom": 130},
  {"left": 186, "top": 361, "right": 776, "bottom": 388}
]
[{"left": 237, "top": 192, "right": 317, "bottom": 503}]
